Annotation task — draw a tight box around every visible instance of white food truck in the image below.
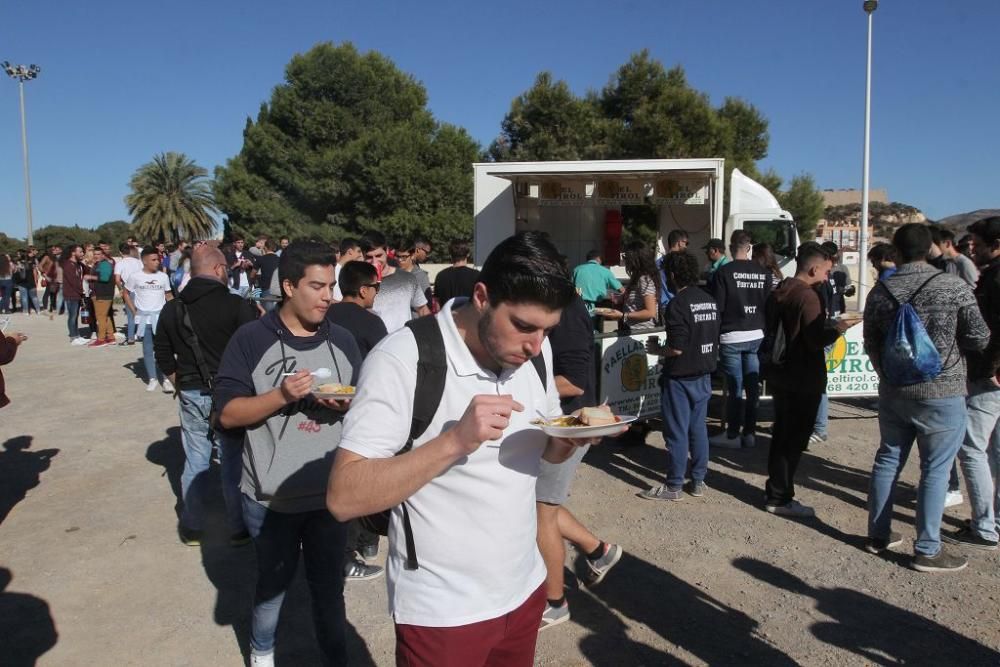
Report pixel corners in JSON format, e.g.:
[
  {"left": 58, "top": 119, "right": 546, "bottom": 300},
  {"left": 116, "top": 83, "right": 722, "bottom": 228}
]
[{"left": 472, "top": 159, "right": 878, "bottom": 418}]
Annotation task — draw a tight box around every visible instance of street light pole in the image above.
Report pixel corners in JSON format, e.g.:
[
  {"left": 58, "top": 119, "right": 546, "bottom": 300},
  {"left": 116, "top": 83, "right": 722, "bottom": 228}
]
[
  {"left": 2, "top": 61, "right": 40, "bottom": 247},
  {"left": 858, "top": 1, "right": 877, "bottom": 310}
]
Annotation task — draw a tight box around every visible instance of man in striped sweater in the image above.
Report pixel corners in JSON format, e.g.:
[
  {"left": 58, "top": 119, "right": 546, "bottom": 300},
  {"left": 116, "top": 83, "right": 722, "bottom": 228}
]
[{"left": 863, "top": 223, "right": 989, "bottom": 573}]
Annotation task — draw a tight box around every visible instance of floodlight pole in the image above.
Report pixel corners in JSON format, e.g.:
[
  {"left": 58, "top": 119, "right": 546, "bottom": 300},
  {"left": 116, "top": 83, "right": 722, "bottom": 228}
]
[
  {"left": 858, "top": 1, "right": 877, "bottom": 310},
  {"left": 3, "top": 61, "right": 40, "bottom": 247}
]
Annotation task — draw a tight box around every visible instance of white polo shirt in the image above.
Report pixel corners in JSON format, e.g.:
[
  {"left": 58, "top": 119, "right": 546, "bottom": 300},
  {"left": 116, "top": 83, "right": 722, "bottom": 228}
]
[{"left": 339, "top": 299, "right": 558, "bottom": 627}]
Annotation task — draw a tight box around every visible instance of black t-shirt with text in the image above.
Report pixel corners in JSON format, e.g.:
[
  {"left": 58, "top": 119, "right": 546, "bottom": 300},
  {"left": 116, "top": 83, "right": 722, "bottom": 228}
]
[
  {"left": 662, "top": 286, "right": 720, "bottom": 378},
  {"left": 710, "top": 259, "right": 770, "bottom": 335}
]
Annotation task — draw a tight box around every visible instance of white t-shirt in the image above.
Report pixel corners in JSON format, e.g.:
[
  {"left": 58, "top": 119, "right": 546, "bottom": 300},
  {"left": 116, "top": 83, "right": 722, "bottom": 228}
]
[
  {"left": 114, "top": 256, "right": 143, "bottom": 287},
  {"left": 371, "top": 269, "right": 428, "bottom": 333},
  {"left": 339, "top": 300, "right": 557, "bottom": 627},
  {"left": 125, "top": 270, "right": 170, "bottom": 312},
  {"left": 332, "top": 262, "right": 344, "bottom": 301}
]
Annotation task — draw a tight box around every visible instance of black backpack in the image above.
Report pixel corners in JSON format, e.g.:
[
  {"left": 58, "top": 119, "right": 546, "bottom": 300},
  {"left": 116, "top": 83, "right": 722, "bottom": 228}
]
[{"left": 359, "top": 314, "right": 546, "bottom": 570}]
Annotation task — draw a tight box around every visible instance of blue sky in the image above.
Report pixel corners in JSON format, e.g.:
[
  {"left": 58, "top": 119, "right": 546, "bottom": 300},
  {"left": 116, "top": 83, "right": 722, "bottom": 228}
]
[{"left": 0, "top": 0, "right": 996, "bottom": 241}]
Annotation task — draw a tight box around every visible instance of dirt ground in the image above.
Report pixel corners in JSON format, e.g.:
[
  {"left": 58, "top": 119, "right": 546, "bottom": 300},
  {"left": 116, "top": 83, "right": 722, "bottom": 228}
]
[{"left": 1, "top": 313, "right": 999, "bottom": 666}]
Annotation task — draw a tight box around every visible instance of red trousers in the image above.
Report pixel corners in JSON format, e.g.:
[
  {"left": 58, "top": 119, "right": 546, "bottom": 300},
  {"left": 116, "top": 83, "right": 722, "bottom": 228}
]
[{"left": 395, "top": 584, "right": 546, "bottom": 667}]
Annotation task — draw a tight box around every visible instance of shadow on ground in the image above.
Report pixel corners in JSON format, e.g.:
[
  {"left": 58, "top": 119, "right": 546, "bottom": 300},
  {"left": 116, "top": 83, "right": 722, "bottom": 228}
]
[
  {"left": 0, "top": 566, "right": 57, "bottom": 666},
  {"left": 568, "top": 551, "right": 796, "bottom": 665},
  {"left": 733, "top": 557, "right": 1000, "bottom": 664},
  {"left": 0, "top": 435, "right": 58, "bottom": 527},
  {"left": 145, "top": 427, "right": 375, "bottom": 666}
]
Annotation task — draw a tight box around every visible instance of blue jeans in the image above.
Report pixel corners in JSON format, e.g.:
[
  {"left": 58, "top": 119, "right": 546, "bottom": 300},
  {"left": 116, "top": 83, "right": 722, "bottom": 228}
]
[
  {"left": 64, "top": 298, "right": 80, "bottom": 338},
  {"left": 242, "top": 495, "right": 348, "bottom": 664},
  {"left": 178, "top": 390, "right": 246, "bottom": 534},
  {"left": 868, "top": 394, "right": 966, "bottom": 556},
  {"left": 141, "top": 331, "right": 162, "bottom": 382},
  {"left": 958, "top": 379, "right": 1000, "bottom": 541},
  {"left": 124, "top": 292, "right": 136, "bottom": 340},
  {"left": 0, "top": 279, "right": 12, "bottom": 311},
  {"left": 814, "top": 394, "right": 829, "bottom": 438},
  {"left": 17, "top": 286, "right": 38, "bottom": 313},
  {"left": 718, "top": 339, "right": 761, "bottom": 438},
  {"left": 661, "top": 374, "right": 711, "bottom": 488}
]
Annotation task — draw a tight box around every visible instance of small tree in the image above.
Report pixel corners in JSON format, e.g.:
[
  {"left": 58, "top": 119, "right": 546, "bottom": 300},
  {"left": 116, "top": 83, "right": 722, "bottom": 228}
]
[
  {"left": 779, "top": 174, "right": 825, "bottom": 240},
  {"left": 126, "top": 152, "right": 218, "bottom": 242}
]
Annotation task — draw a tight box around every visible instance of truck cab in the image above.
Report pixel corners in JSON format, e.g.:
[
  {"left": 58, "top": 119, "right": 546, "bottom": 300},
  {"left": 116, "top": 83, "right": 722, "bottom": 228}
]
[{"left": 724, "top": 168, "right": 799, "bottom": 277}]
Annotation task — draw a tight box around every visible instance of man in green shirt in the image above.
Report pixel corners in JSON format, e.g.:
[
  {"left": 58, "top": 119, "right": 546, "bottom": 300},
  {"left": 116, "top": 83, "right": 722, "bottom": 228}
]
[
  {"left": 703, "top": 238, "right": 731, "bottom": 280},
  {"left": 572, "top": 250, "right": 623, "bottom": 312}
]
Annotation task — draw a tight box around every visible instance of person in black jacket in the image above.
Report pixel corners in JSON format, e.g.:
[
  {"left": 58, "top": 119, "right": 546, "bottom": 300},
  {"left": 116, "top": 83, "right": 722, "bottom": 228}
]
[
  {"left": 710, "top": 230, "right": 771, "bottom": 449},
  {"left": 642, "top": 251, "right": 720, "bottom": 501},
  {"left": 154, "top": 245, "right": 258, "bottom": 546}
]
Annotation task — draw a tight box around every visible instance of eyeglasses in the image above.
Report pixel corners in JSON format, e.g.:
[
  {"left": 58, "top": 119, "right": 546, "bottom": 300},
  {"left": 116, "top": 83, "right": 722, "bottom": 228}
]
[
  {"left": 363, "top": 282, "right": 381, "bottom": 293},
  {"left": 396, "top": 253, "right": 411, "bottom": 260}
]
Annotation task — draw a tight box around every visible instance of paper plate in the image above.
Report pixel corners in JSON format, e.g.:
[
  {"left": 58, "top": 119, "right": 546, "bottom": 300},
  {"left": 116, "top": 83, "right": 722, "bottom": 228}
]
[
  {"left": 312, "top": 386, "right": 356, "bottom": 400},
  {"left": 536, "top": 415, "right": 637, "bottom": 438}
]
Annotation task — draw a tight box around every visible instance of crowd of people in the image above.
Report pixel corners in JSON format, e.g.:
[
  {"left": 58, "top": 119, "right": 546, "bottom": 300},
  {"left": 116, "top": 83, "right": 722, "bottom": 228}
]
[{"left": 1, "top": 216, "right": 996, "bottom": 666}]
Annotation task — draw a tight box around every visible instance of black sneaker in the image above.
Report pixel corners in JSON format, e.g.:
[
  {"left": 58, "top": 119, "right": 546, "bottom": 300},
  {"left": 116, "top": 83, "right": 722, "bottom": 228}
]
[
  {"left": 360, "top": 542, "right": 379, "bottom": 560},
  {"left": 179, "top": 527, "right": 203, "bottom": 547},
  {"left": 912, "top": 546, "right": 968, "bottom": 573},
  {"left": 941, "top": 527, "right": 999, "bottom": 551},
  {"left": 229, "top": 530, "right": 252, "bottom": 547},
  {"left": 865, "top": 531, "right": 903, "bottom": 554},
  {"left": 344, "top": 558, "right": 384, "bottom": 582},
  {"left": 684, "top": 480, "right": 706, "bottom": 497}
]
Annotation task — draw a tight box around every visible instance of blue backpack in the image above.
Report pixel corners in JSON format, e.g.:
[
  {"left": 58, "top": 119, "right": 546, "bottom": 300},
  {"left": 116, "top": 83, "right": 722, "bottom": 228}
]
[{"left": 880, "top": 273, "right": 943, "bottom": 386}]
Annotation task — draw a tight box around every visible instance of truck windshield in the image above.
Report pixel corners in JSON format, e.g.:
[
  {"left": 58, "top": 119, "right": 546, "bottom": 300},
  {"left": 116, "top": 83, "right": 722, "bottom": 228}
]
[{"left": 745, "top": 220, "right": 794, "bottom": 258}]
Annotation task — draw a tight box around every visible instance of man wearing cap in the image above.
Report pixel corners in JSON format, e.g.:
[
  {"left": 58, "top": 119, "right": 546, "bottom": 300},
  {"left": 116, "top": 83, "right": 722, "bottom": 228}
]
[{"left": 703, "top": 238, "right": 730, "bottom": 280}]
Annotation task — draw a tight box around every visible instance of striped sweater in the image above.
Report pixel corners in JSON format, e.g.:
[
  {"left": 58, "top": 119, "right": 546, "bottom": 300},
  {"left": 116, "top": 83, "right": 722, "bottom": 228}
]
[{"left": 863, "top": 262, "right": 989, "bottom": 400}]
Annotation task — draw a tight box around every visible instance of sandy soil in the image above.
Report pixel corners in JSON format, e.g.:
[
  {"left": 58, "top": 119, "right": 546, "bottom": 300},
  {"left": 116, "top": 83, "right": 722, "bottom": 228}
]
[{"left": 1, "top": 313, "right": 998, "bottom": 666}]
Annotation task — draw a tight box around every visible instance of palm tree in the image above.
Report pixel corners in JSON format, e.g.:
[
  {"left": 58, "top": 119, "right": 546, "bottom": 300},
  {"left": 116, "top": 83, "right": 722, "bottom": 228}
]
[{"left": 126, "top": 152, "right": 218, "bottom": 241}]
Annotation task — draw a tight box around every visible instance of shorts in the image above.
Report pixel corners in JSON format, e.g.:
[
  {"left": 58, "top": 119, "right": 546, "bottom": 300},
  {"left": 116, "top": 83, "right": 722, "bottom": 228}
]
[{"left": 535, "top": 444, "right": 590, "bottom": 505}]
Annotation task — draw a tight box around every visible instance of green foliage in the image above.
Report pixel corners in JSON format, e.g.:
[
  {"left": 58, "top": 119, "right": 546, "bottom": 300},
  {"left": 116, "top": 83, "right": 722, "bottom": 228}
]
[
  {"left": 93, "top": 220, "right": 133, "bottom": 248},
  {"left": 0, "top": 232, "right": 24, "bottom": 256},
  {"left": 32, "top": 225, "right": 98, "bottom": 250},
  {"left": 215, "top": 42, "right": 480, "bottom": 260},
  {"left": 492, "top": 50, "right": 770, "bottom": 168},
  {"left": 779, "top": 173, "right": 825, "bottom": 239},
  {"left": 126, "top": 152, "right": 218, "bottom": 242}
]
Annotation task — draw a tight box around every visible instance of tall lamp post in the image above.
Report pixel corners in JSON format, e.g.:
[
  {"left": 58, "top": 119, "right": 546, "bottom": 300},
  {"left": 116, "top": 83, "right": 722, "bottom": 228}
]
[
  {"left": 858, "top": 1, "right": 877, "bottom": 310},
  {"left": 2, "top": 61, "right": 40, "bottom": 247}
]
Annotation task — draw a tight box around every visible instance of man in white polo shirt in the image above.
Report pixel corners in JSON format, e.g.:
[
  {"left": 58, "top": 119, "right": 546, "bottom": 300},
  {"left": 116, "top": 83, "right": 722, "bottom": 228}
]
[{"left": 329, "top": 232, "right": 602, "bottom": 665}]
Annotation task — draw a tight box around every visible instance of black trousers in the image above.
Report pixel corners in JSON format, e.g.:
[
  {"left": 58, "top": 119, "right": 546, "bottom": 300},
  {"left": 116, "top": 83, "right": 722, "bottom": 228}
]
[{"left": 766, "top": 389, "right": 823, "bottom": 505}]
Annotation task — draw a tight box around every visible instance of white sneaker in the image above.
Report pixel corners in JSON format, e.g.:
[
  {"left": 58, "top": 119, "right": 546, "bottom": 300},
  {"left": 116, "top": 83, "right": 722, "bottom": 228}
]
[
  {"left": 944, "top": 490, "right": 963, "bottom": 508},
  {"left": 250, "top": 652, "right": 275, "bottom": 667},
  {"left": 710, "top": 432, "right": 742, "bottom": 449},
  {"left": 765, "top": 499, "right": 816, "bottom": 518},
  {"left": 71, "top": 337, "right": 90, "bottom": 346},
  {"left": 161, "top": 378, "right": 175, "bottom": 393},
  {"left": 146, "top": 379, "right": 160, "bottom": 392}
]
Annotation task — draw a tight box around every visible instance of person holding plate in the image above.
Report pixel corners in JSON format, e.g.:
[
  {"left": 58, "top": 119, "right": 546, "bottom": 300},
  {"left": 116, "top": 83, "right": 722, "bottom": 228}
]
[{"left": 214, "top": 241, "right": 362, "bottom": 667}]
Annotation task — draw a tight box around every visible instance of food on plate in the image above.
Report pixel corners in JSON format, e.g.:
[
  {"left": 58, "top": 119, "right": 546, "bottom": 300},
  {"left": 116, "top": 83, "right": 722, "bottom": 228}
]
[
  {"left": 315, "top": 383, "right": 356, "bottom": 395},
  {"left": 579, "top": 405, "right": 617, "bottom": 426}
]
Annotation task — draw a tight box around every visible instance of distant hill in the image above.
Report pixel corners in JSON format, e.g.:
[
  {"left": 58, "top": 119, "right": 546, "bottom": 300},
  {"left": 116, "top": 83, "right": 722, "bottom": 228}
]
[{"left": 932, "top": 209, "right": 1000, "bottom": 233}]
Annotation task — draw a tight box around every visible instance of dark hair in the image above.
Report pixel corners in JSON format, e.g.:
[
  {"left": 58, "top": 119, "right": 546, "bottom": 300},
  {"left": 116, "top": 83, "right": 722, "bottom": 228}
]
[
  {"left": 338, "top": 260, "right": 378, "bottom": 297},
  {"left": 795, "top": 241, "right": 832, "bottom": 271},
  {"left": 360, "top": 231, "right": 387, "bottom": 253},
  {"left": 867, "top": 242, "right": 897, "bottom": 265},
  {"left": 729, "top": 230, "right": 752, "bottom": 248},
  {"left": 752, "top": 242, "right": 782, "bottom": 281},
  {"left": 64, "top": 244, "right": 82, "bottom": 257},
  {"left": 937, "top": 228, "right": 956, "bottom": 244},
  {"left": 329, "top": 240, "right": 341, "bottom": 255},
  {"left": 477, "top": 231, "right": 575, "bottom": 310},
  {"left": 449, "top": 240, "right": 472, "bottom": 262},
  {"left": 663, "top": 250, "right": 699, "bottom": 289},
  {"left": 265, "top": 238, "right": 277, "bottom": 252},
  {"left": 926, "top": 224, "right": 943, "bottom": 245},
  {"left": 666, "top": 230, "right": 689, "bottom": 248},
  {"left": 968, "top": 216, "right": 1000, "bottom": 247},
  {"left": 119, "top": 242, "right": 131, "bottom": 254},
  {"left": 340, "top": 237, "right": 360, "bottom": 254},
  {"left": 0, "top": 255, "right": 10, "bottom": 275},
  {"left": 820, "top": 241, "right": 839, "bottom": 258},
  {"left": 140, "top": 246, "right": 159, "bottom": 259},
  {"left": 623, "top": 241, "right": 658, "bottom": 289},
  {"left": 585, "top": 249, "right": 602, "bottom": 262},
  {"left": 397, "top": 238, "right": 416, "bottom": 253},
  {"left": 279, "top": 236, "right": 289, "bottom": 243},
  {"left": 893, "top": 223, "right": 932, "bottom": 263},
  {"left": 278, "top": 241, "right": 336, "bottom": 290}
]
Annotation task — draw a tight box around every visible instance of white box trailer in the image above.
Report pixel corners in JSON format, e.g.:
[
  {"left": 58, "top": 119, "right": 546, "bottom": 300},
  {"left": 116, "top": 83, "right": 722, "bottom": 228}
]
[{"left": 473, "top": 158, "right": 800, "bottom": 273}]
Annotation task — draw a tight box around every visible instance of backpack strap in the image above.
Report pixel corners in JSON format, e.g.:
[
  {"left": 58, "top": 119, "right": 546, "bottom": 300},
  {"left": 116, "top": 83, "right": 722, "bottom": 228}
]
[
  {"left": 882, "top": 271, "right": 943, "bottom": 306},
  {"left": 530, "top": 354, "right": 547, "bottom": 391},
  {"left": 174, "top": 299, "right": 214, "bottom": 392}
]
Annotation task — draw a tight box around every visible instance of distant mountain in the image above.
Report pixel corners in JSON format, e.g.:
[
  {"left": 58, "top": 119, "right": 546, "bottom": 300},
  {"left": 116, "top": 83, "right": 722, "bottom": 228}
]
[{"left": 932, "top": 209, "right": 1000, "bottom": 232}]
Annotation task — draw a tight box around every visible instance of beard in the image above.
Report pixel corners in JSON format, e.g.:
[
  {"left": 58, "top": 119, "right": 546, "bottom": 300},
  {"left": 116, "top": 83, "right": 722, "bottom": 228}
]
[{"left": 477, "top": 306, "right": 520, "bottom": 371}]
